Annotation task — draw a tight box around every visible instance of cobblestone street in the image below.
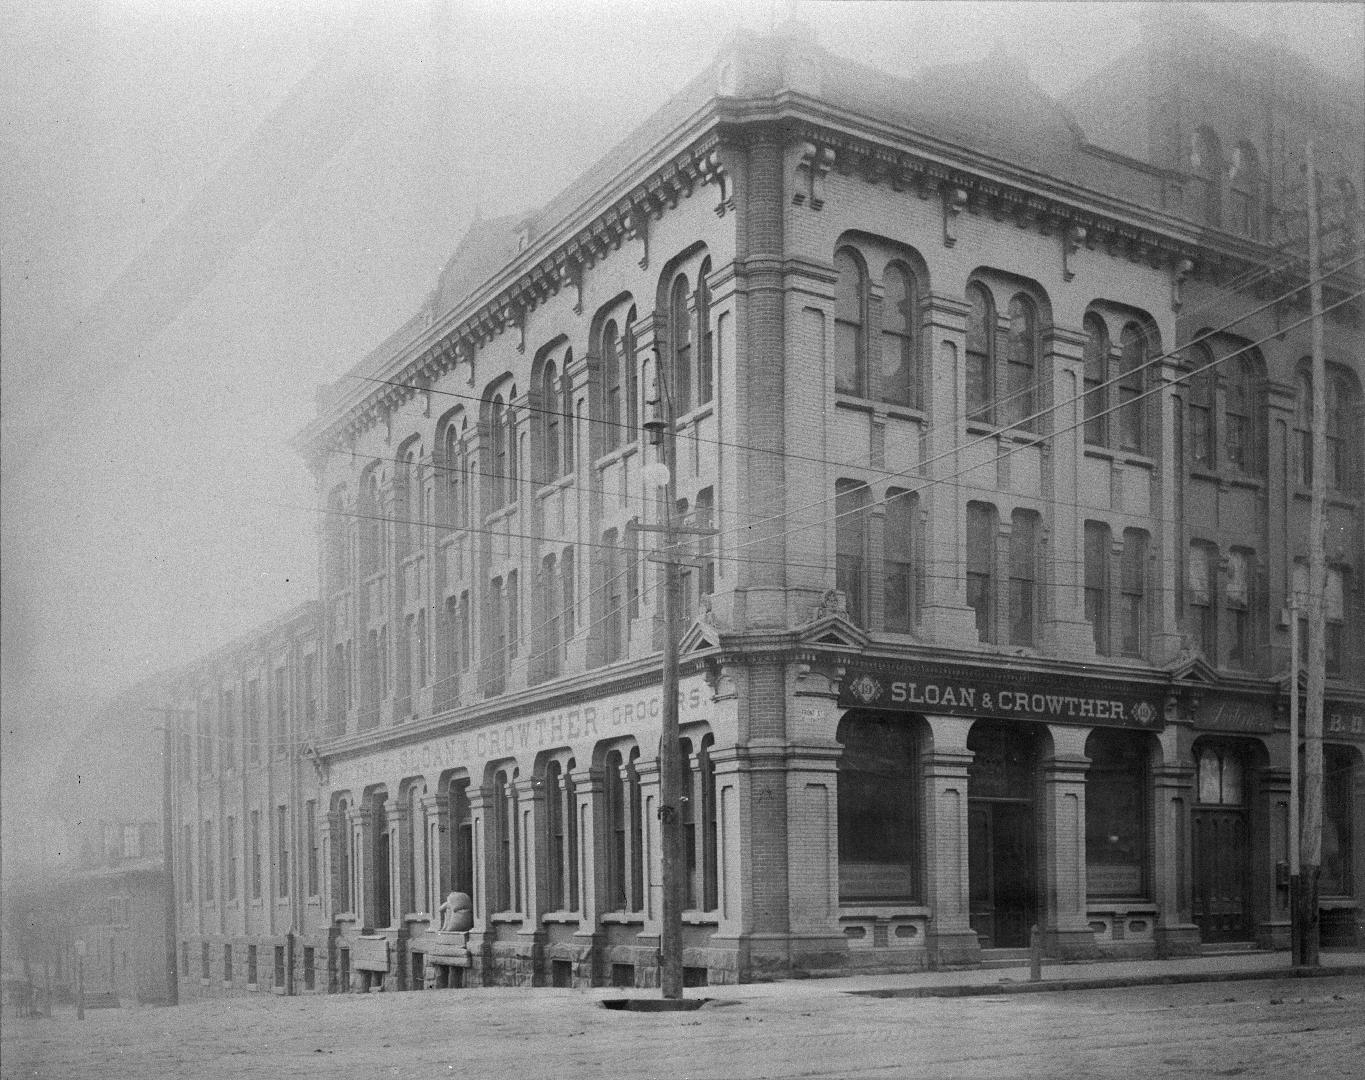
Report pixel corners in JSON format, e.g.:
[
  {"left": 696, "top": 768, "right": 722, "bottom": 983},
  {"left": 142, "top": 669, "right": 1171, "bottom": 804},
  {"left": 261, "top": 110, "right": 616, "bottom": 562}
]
[{"left": 4, "top": 971, "right": 1363, "bottom": 1080}]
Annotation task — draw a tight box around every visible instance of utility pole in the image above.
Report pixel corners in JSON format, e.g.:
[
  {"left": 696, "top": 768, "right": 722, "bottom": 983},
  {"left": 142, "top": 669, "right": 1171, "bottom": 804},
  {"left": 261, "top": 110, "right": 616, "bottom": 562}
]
[
  {"left": 640, "top": 352, "right": 715, "bottom": 1001},
  {"left": 1298, "top": 141, "right": 1327, "bottom": 968}
]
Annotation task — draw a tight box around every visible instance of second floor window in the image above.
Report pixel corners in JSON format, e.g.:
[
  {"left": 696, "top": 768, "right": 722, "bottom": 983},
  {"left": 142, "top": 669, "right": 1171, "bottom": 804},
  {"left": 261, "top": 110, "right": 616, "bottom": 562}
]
[{"left": 834, "top": 249, "right": 866, "bottom": 397}]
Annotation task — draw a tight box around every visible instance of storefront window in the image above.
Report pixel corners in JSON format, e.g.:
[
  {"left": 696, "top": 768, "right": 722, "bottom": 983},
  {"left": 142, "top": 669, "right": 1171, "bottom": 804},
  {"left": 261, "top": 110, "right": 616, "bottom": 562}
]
[
  {"left": 1086, "top": 730, "right": 1149, "bottom": 897},
  {"left": 837, "top": 712, "right": 920, "bottom": 903}
]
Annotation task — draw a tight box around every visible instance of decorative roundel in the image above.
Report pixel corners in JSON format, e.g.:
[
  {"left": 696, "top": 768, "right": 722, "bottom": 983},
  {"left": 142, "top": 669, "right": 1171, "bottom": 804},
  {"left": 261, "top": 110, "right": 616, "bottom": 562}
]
[{"left": 850, "top": 674, "right": 883, "bottom": 704}]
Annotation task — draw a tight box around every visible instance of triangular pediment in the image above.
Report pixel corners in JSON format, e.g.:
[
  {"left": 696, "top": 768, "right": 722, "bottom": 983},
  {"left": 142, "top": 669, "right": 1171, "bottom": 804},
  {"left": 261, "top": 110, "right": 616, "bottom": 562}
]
[
  {"left": 1167, "top": 652, "right": 1221, "bottom": 685},
  {"left": 678, "top": 618, "right": 722, "bottom": 659},
  {"left": 795, "top": 611, "right": 870, "bottom": 652}
]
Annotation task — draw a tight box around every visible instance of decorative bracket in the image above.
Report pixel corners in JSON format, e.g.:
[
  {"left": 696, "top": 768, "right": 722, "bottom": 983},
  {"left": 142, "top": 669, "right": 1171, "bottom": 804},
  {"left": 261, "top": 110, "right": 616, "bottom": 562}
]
[
  {"left": 793, "top": 142, "right": 835, "bottom": 210},
  {"left": 700, "top": 150, "right": 732, "bottom": 217},
  {"left": 1171, "top": 258, "right": 1194, "bottom": 313},
  {"left": 1062, "top": 223, "right": 1087, "bottom": 282},
  {"left": 629, "top": 203, "right": 651, "bottom": 270},
  {"left": 561, "top": 259, "right": 583, "bottom": 315},
  {"left": 941, "top": 186, "right": 968, "bottom": 247}
]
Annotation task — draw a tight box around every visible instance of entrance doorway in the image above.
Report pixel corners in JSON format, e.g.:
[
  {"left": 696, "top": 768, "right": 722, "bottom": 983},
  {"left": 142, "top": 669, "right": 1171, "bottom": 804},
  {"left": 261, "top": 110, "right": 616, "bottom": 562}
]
[
  {"left": 968, "top": 721, "right": 1039, "bottom": 949},
  {"left": 1192, "top": 743, "right": 1251, "bottom": 942}
]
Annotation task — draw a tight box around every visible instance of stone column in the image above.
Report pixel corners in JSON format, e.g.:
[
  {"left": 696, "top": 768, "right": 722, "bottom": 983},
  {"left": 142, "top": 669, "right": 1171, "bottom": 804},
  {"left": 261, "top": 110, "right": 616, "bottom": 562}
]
[
  {"left": 1253, "top": 766, "right": 1292, "bottom": 950},
  {"left": 922, "top": 715, "right": 978, "bottom": 966},
  {"left": 351, "top": 804, "right": 372, "bottom": 930},
  {"left": 1041, "top": 724, "right": 1097, "bottom": 957},
  {"left": 387, "top": 797, "right": 410, "bottom": 925},
  {"left": 421, "top": 793, "right": 450, "bottom": 921},
  {"left": 514, "top": 775, "right": 546, "bottom": 986},
  {"left": 463, "top": 782, "right": 496, "bottom": 985},
  {"left": 569, "top": 765, "right": 604, "bottom": 980},
  {"left": 1152, "top": 722, "right": 1200, "bottom": 956}
]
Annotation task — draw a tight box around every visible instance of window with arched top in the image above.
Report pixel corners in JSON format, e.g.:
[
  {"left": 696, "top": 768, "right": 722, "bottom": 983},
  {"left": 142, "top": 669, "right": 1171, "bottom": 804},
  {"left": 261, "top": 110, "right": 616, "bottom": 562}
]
[
  {"left": 834, "top": 248, "right": 867, "bottom": 397},
  {"left": 965, "top": 283, "right": 995, "bottom": 423},
  {"left": 1117, "top": 323, "right": 1146, "bottom": 452},
  {"left": 670, "top": 273, "right": 693, "bottom": 413},
  {"left": 541, "top": 360, "right": 560, "bottom": 481},
  {"left": 360, "top": 468, "right": 383, "bottom": 576},
  {"left": 697, "top": 259, "right": 713, "bottom": 406},
  {"left": 1082, "top": 313, "right": 1110, "bottom": 446},
  {"left": 488, "top": 393, "right": 517, "bottom": 510},
  {"left": 1005, "top": 294, "right": 1037, "bottom": 430},
  {"left": 443, "top": 419, "right": 468, "bottom": 530},
  {"left": 1187, "top": 348, "right": 1215, "bottom": 470},
  {"left": 602, "top": 319, "right": 623, "bottom": 451},
  {"left": 881, "top": 262, "right": 918, "bottom": 408},
  {"left": 401, "top": 444, "right": 423, "bottom": 557},
  {"left": 1224, "top": 356, "right": 1255, "bottom": 474},
  {"left": 543, "top": 758, "right": 578, "bottom": 912}
]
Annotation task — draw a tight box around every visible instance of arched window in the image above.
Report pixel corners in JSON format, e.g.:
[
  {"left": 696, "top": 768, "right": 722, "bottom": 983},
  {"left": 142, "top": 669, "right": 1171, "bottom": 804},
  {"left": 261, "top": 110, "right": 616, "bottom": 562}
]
[
  {"left": 543, "top": 759, "right": 578, "bottom": 912},
  {"left": 561, "top": 349, "right": 574, "bottom": 471},
  {"left": 835, "top": 480, "right": 871, "bottom": 626},
  {"left": 697, "top": 258, "right": 713, "bottom": 405},
  {"left": 602, "top": 319, "right": 623, "bottom": 451},
  {"left": 1224, "top": 356, "right": 1255, "bottom": 474},
  {"left": 1117, "top": 323, "right": 1146, "bottom": 452},
  {"left": 360, "top": 468, "right": 382, "bottom": 575},
  {"left": 488, "top": 393, "right": 517, "bottom": 510},
  {"left": 1005, "top": 294, "right": 1037, "bottom": 430},
  {"left": 1082, "top": 313, "right": 1110, "bottom": 446},
  {"left": 602, "top": 748, "right": 644, "bottom": 913},
  {"left": 1191, "top": 126, "right": 1223, "bottom": 228},
  {"left": 402, "top": 444, "right": 422, "bottom": 557},
  {"left": 1084, "top": 520, "right": 1112, "bottom": 655},
  {"left": 669, "top": 273, "right": 692, "bottom": 413},
  {"left": 837, "top": 712, "right": 920, "bottom": 903},
  {"left": 1188, "top": 348, "right": 1215, "bottom": 470},
  {"left": 333, "top": 799, "right": 350, "bottom": 913},
  {"left": 965, "top": 283, "right": 995, "bottom": 423},
  {"left": 541, "top": 360, "right": 560, "bottom": 481},
  {"left": 881, "top": 262, "right": 917, "bottom": 408},
  {"left": 834, "top": 249, "right": 866, "bottom": 397},
  {"left": 444, "top": 419, "right": 468, "bottom": 530},
  {"left": 491, "top": 769, "right": 518, "bottom": 913}
]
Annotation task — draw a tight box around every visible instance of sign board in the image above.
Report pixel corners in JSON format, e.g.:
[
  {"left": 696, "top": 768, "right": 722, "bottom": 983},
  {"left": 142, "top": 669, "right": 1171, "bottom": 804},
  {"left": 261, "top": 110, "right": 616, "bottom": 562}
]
[
  {"left": 839, "top": 661, "right": 1164, "bottom": 731},
  {"left": 1324, "top": 699, "right": 1365, "bottom": 743},
  {"left": 1198, "top": 692, "right": 1276, "bottom": 734},
  {"left": 352, "top": 935, "right": 389, "bottom": 973}
]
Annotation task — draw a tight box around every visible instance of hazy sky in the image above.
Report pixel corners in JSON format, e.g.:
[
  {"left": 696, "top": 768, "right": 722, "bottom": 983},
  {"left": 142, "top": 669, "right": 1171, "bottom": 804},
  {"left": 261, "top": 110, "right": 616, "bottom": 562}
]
[{"left": 2, "top": 0, "right": 1362, "bottom": 834}]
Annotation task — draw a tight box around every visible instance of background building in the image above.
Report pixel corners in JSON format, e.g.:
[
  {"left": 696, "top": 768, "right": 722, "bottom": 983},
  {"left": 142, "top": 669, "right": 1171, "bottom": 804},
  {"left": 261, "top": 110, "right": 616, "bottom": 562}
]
[{"left": 154, "top": 14, "right": 1364, "bottom": 993}]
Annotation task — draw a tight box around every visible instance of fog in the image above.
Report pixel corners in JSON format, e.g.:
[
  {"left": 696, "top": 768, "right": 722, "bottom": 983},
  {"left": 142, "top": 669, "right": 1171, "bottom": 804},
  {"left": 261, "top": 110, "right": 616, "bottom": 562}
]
[{"left": 2, "top": 0, "right": 1361, "bottom": 854}]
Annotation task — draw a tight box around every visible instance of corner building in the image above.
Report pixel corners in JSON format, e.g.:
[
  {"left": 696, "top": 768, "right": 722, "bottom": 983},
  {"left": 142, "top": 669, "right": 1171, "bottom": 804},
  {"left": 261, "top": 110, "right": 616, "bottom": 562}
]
[{"left": 176, "top": 15, "right": 1364, "bottom": 992}]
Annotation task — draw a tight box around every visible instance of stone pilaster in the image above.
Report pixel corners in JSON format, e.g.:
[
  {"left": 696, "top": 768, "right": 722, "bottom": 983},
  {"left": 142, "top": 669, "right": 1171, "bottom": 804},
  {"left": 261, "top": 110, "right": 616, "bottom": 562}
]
[
  {"left": 922, "top": 715, "right": 979, "bottom": 965},
  {"left": 1041, "top": 725, "right": 1098, "bottom": 957}
]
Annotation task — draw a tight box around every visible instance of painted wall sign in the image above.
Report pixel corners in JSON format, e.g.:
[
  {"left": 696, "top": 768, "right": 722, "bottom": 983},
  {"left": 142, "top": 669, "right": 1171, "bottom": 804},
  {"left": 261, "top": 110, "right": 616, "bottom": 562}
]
[
  {"left": 1324, "top": 699, "right": 1365, "bottom": 743},
  {"left": 1198, "top": 693, "right": 1276, "bottom": 734},
  {"left": 327, "top": 676, "right": 710, "bottom": 789},
  {"left": 839, "top": 662, "right": 1164, "bottom": 730}
]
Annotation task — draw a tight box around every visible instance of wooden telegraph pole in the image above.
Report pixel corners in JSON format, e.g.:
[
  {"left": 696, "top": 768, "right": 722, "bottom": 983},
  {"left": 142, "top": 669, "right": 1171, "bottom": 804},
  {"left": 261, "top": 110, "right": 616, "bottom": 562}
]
[
  {"left": 1297, "top": 141, "right": 1327, "bottom": 968},
  {"left": 640, "top": 351, "right": 715, "bottom": 1001}
]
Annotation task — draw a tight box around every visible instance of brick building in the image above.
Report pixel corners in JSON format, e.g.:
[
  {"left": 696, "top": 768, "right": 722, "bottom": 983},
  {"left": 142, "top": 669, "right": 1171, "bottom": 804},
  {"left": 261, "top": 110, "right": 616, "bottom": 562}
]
[{"left": 166, "top": 14, "right": 1363, "bottom": 995}]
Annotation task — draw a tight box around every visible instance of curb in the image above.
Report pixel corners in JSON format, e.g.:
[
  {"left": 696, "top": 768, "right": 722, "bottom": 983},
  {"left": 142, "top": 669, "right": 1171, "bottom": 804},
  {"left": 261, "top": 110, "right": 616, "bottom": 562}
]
[{"left": 848, "top": 964, "right": 1364, "bottom": 999}]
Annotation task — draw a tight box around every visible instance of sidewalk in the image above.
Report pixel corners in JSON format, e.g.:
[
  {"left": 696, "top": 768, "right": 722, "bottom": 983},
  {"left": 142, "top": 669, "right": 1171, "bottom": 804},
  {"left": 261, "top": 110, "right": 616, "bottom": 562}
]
[{"left": 631, "top": 947, "right": 1365, "bottom": 1005}]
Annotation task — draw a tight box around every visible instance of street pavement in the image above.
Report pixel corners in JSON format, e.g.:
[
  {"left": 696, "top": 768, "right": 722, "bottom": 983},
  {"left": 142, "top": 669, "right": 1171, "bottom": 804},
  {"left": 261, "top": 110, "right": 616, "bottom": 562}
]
[{"left": 3, "top": 950, "right": 1363, "bottom": 1079}]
